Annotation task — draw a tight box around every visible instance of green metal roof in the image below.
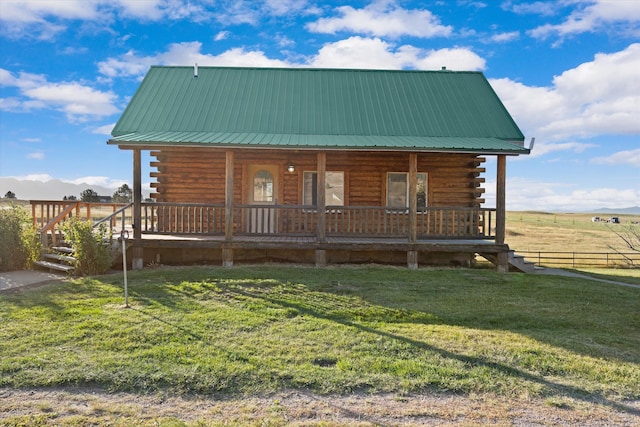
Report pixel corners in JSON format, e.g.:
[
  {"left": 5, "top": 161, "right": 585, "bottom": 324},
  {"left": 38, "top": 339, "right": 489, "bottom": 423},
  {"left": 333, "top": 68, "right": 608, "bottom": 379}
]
[{"left": 110, "top": 67, "right": 528, "bottom": 154}]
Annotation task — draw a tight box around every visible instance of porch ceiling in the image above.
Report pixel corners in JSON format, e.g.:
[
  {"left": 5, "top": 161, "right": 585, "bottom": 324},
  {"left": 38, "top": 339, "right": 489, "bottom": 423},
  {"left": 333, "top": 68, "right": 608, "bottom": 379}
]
[{"left": 108, "top": 132, "right": 529, "bottom": 154}]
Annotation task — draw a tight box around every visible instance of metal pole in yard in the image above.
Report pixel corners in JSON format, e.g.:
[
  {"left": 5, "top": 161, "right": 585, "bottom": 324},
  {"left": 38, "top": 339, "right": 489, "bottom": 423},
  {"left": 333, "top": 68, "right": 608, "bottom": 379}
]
[{"left": 121, "top": 230, "right": 130, "bottom": 308}]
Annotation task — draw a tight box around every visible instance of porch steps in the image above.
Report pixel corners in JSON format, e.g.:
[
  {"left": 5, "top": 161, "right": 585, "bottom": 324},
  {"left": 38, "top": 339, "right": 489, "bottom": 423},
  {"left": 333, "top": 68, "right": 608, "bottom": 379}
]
[
  {"left": 480, "top": 250, "right": 536, "bottom": 273},
  {"left": 34, "top": 244, "right": 76, "bottom": 274},
  {"left": 51, "top": 246, "right": 74, "bottom": 255},
  {"left": 508, "top": 251, "right": 536, "bottom": 273},
  {"left": 33, "top": 260, "right": 75, "bottom": 273}
]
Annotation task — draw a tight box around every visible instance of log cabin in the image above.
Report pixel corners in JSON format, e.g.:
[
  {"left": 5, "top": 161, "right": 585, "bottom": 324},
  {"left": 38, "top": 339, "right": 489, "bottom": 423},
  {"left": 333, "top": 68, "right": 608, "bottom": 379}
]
[{"left": 108, "top": 66, "right": 530, "bottom": 270}]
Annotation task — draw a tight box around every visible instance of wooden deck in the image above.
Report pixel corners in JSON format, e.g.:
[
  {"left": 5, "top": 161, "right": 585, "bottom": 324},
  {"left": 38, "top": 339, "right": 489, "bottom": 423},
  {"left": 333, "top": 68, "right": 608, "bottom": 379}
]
[
  {"left": 139, "top": 233, "right": 506, "bottom": 252},
  {"left": 29, "top": 201, "right": 510, "bottom": 270},
  {"left": 133, "top": 233, "right": 510, "bottom": 270}
]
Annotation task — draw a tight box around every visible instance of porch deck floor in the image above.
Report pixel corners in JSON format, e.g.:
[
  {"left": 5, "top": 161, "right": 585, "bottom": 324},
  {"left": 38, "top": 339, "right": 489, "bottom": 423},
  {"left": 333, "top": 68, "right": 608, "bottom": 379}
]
[{"left": 137, "top": 233, "right": 505, "bottom": 252}]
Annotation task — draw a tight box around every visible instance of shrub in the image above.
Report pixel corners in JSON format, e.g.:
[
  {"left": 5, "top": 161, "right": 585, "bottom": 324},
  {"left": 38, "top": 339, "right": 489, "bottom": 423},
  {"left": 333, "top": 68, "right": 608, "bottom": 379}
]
[
  {"left": 61, "top": 218, "right": 112, "bottom": 276},
  {"left": 0, "top": 204, "right": 40, "bottom": 272}
]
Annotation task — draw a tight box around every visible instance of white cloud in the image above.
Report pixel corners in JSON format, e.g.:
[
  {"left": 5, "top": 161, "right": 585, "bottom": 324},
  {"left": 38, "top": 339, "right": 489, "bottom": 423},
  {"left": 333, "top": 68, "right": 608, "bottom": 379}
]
[
  {"left": 214, "top": 31, "right": 230, "bottom": 41},
  {"left": 527, "top": 141, "right": 597, "bottom": 158},
  {"left": 592, "top": 148, "right": 640, "bottom": 167},
  {"left": 92, "top": 123, "right": 116, "bottom": 135},
  {"left": 0, "top": 67, "right": 119, "bottom": 122},
  {"left": 263, "top": 0, "right": 318, "bottom": 17},
  {"left": 306, "top": 1, "right": 453, "bottom": 38},
  {"left": 486, "top": 177, "right": 640, "bottom": 211},
  {"left": 9, "top": 174, "right": 55, "bottom": 181},
  {"left": 0, "top": 0, "right": 97, "bottom": 39},
  {"left": 97, "top": 51, "right": 153, "bottom": 80},
  {"left": 0, "top": 0, "right": 213, "bottom": 38},
  {"left": 68, "top": 176, "right": 127, "bottom": 188},
  {"left": 309, "top": 37, "right": 485, "bottom": 70},
  {"left": 4, "top": 174, "right": 126, "bottom": 188},
  {"left": 98, "top": 38, "right": 486, "bottom": 81},
  {"left": 529, "top": 0, "right": 640, "bottom": 40},
  {"left": 489, "top": 31, "right": 520, "bottom": 43},
  {"left": 27, "top": 151, "right": 44, "bottom": 160},
  {"left": 97, "top": 42, "right": 290, "bottom": 80},
  {"left": 0, "top": 0, "right": 100, "bottom": 23},
  {"left": 115, "top": 0, "right": 165, "bottom": 20},
  {"left": 214, "top": 1, "right": 260, "bottom": 25},
  {"left": 60, "top": 46, "right": 89, "bottom": 55},
  {"left": 489, "top": 43, "right": 640, "bottom": 143},
  {"left": 502, "top": 1, "right": 560, "bottom": 17}
]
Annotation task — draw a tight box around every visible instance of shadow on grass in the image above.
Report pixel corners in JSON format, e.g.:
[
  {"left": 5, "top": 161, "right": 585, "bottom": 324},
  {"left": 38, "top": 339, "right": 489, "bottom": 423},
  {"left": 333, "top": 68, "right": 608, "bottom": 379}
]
[
  {"left": 4, "top": 266, "right": 637, "bottom": 416},
  {"left": 225, "top": 285, "right": 640, "bottom": 417},
  {"left": 114, "top": 272, "right": 640, "bottom": 416}
]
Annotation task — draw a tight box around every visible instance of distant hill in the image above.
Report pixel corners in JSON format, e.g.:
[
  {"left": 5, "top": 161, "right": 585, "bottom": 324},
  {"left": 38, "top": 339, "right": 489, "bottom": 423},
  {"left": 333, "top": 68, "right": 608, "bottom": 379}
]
[
  {"left": 0, "top": 177, "right": 117, "bottom": 201},
  {"left": 590, "top": 206, "right": 640, "bottom": 215}
]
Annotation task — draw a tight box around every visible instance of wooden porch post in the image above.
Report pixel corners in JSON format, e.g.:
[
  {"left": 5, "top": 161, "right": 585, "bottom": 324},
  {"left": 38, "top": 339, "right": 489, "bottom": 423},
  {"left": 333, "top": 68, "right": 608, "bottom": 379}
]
[
  {"left": 223, "top": 150, "right": 234, "bottom": 267},
  {"left": 408, "top": 153, "right": 418, "bottom": 269},
  {"left": 316, "top": 152, "right": 327, "bottom": 266},
  {"left": 316, "top": 152, "right": 326, "bottom": 242},
  {"left": 496, "top": 154, "right": 508, "bottom": 272},
  {"left": 496, "top": 155, "right": 506, "bottom": 245},
  {"left": 132, "top": 149, "right": 144, "bottom": 270}
]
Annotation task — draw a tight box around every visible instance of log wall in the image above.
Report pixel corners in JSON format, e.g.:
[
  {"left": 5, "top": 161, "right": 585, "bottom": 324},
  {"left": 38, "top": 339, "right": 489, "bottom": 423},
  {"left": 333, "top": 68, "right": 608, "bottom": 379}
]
[{"left": 149, "top": 148, "right": 486, "bottom": 207}]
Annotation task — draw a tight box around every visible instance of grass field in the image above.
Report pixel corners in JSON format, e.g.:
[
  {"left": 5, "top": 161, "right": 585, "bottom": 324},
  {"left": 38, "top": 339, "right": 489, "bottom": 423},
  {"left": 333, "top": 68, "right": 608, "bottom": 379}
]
[
  {"left": 1, "top": 265, "right": 639, "bottom": 425},
  {"left": 505, "top": 211, "right": 639, "bottom": 253}
]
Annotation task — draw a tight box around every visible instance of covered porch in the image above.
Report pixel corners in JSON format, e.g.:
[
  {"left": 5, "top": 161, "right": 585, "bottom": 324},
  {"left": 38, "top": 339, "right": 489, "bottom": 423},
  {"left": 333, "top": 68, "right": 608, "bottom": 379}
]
[{"left": 122, "top": 149, "right": 511, "bottom": 270}]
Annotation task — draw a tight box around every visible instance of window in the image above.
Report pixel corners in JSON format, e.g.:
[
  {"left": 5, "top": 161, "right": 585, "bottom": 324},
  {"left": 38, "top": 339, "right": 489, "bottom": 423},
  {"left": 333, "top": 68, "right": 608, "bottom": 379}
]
[
  {"left": 303, "top": 171, "right": 344, "bottom": 206},
  {"left": 253, "top": 170, "right": 274, "bottom": 202},
  {"left": 386, "top": 172, "right": 427, "bottom": 209}
]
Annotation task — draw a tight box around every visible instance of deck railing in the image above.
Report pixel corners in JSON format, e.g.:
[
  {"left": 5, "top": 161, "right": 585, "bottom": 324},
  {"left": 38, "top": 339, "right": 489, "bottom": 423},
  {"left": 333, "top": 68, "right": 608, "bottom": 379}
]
[
  {"left": 138, "top": 203, "right": 496, "bottom": 239},
  {"left": 30, "top": 201, "right": 496, "bottom": 240},
  {"left": 143, "top": 203, "right": 226, "bottom": 234},
  {"left": 417, "top": 207, "right": 494, "bottom": 238}
]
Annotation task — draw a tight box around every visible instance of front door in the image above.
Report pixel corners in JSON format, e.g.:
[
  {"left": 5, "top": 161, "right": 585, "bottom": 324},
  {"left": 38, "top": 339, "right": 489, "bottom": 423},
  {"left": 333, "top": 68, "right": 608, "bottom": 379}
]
[{"left": 247, "top": 165, "right": 279, "bottom": 233}]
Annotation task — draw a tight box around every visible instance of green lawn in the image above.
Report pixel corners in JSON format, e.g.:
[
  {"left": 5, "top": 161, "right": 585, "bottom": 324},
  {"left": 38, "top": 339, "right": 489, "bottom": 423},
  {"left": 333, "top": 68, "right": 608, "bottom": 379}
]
[{"left": 1, "top": 265, "right": 639, "bottom": 404}]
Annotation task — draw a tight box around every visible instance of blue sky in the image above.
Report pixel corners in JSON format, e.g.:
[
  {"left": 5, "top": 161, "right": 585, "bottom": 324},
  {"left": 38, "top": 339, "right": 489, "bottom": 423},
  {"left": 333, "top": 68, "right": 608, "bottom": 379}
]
[{"left": 0, "top": 0, "right": 638, "bottom": 210}]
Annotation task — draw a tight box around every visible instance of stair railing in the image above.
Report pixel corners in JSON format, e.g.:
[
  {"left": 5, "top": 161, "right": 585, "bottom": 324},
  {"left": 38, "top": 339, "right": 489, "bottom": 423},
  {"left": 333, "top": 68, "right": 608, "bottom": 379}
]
[
  {"left": 38, "top": 202, "right": 80, "bottom": 247},
  {"left": 92, "top": 203, "right": 133, "bottom": 234},
  {"left": 33, "top": 201, "right": 132, "bottom": 249}
]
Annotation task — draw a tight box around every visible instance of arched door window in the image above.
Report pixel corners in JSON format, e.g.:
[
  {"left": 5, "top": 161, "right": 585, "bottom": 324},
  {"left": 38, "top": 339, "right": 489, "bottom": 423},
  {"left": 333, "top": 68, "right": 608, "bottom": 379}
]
[{"left": 253, "top": 170, "right": 274, "bottom": 202}]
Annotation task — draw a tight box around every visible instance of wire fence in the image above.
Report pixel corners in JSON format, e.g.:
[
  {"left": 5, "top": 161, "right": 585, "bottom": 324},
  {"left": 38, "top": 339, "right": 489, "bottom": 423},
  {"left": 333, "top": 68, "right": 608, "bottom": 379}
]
[{"left": 517, "top": 251, "right": 640, "bottom": 268}]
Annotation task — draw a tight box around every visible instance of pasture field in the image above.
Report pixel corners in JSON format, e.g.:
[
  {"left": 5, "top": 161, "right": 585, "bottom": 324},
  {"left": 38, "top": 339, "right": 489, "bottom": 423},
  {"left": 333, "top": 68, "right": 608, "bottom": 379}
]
[
  {"left": 1, "top": 265, "right": 639, "bottom": 426},
  {"left": 505, "top": 211, "right": 639, "bottom": 253}
]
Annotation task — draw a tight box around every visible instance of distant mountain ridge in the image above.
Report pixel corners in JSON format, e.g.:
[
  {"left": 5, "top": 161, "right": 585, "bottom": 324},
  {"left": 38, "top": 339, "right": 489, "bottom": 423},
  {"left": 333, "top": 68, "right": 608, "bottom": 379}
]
[
  {"left": 588, "top": 206, "right": 640, "bottom": 215},
  {"left": 0, "top": 177, "right": 119, "bottom": 201},
  {"left": 1, "top": 176, "right": 638, "bottom": 214}
]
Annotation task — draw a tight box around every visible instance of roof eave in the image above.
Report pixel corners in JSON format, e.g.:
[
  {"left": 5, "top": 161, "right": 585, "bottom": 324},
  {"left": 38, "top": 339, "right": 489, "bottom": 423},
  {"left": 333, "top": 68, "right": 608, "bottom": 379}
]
[{"left": 107, "top": 139, "right": 530, "bottom": 155}]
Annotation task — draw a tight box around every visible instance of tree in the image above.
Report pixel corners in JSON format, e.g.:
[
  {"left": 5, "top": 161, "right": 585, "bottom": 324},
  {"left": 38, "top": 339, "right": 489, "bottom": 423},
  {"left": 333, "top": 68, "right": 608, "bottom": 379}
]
[
  {"left": 4, "top": 191, "right": 16, "bottom": 199},
  {"left": 80, "top": 188, "right": 100, "bottom": 202},
  {"left": 610, "top": 224, "right": 640, "bottom": 267},
  {"left": 0, "top": 205, "right": 40, "bottom": 271},
  {"left": 112, "top": 183, "right": 133, "bottom": 203}
]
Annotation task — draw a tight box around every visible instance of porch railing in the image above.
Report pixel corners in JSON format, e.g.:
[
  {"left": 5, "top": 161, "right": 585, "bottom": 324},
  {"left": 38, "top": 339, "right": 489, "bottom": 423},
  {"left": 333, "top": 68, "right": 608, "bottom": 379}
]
[
  {"left": 142, "top": 203, "right": 226, "bottom": 234},
  {"left": 137, "top": 202, "right": 496, "bottom": 239}
]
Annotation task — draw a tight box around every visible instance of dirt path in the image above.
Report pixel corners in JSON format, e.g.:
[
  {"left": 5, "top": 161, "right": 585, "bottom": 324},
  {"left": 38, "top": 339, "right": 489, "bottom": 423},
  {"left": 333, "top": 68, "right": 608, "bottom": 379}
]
[
  {"left": 533, "top": 267, "right": 640, "bottom": 289},
  {"left": 1, "top": 387, "right": 639, "bottom": 426}
]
